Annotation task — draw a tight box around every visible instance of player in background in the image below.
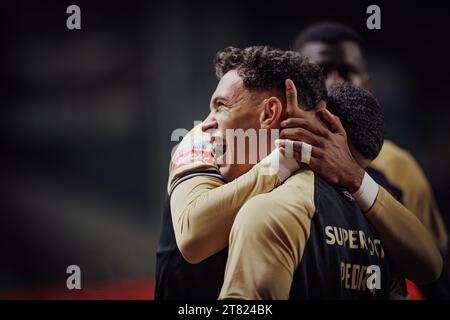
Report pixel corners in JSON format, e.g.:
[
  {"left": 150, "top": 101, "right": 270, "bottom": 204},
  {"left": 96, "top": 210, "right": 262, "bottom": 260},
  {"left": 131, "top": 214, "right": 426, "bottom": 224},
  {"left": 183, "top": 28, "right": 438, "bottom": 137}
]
[{"left": 293, "top": 22, "right": 449, "bottom": 298}]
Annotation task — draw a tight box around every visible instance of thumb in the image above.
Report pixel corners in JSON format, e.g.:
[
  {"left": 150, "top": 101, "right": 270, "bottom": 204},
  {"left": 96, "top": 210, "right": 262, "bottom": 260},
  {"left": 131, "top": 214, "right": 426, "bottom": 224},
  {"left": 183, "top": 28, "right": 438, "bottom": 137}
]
[{"left": 285, "top": 79, "right": 299, "bottom": 116}]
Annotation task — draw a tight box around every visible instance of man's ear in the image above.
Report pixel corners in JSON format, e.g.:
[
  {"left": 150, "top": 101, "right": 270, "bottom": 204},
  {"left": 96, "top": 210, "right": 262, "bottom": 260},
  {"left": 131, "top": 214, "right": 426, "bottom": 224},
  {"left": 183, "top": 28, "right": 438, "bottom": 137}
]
[{"left": 260, "top": 97, "right": 283, "bottom": 129}]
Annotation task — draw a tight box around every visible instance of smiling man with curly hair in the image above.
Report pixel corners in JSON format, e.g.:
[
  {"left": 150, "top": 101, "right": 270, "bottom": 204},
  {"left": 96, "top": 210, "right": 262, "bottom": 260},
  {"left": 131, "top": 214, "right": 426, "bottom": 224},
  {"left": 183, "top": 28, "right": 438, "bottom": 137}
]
[{"left": 208, "top": 46, "right": 327, "bottom": 182}]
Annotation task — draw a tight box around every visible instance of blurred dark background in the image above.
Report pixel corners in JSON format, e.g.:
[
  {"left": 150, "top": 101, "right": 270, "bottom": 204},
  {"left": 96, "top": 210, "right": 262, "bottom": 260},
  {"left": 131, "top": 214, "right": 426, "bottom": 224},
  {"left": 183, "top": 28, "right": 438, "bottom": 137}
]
[{"left": 1, "top": 0, "right": 449, "bottom": 298}]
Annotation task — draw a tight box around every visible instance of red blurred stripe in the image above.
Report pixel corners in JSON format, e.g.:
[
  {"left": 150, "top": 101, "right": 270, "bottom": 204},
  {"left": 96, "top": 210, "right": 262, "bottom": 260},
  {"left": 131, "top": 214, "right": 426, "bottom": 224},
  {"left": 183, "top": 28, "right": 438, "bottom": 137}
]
[
  {"left": 1, "top": 278, "right": 154, "bottom": 300},
  {"left": 406, "top": 279, "right": 424, "bottom": 300}
]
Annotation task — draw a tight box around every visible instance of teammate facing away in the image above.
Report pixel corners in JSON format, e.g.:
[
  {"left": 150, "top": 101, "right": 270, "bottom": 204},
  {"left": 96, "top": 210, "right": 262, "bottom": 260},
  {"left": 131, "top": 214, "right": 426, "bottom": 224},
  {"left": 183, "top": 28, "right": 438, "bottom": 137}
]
[
  {"left": 293, "top": 22, "right": 448, "bottom": 254},
  {"left": 219, "top": 84, "right": 390, "bottom": 299},
  {"left": 293, "top": 22, "right": 449, "bottom": 298}
]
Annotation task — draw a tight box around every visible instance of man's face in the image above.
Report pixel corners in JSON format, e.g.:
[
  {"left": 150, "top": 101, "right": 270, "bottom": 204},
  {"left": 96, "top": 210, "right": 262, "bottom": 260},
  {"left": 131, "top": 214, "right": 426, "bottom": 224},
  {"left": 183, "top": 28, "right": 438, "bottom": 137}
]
[
  {"left": 299, "top": 41, "right": 369, "bottom": 90},
  {"left": 204, "top": 70, "right": 270, "bottom": 182}
]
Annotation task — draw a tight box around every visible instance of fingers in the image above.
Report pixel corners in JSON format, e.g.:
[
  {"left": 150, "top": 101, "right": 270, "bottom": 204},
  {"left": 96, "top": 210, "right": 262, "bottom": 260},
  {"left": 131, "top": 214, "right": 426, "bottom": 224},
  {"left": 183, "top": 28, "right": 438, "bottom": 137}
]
[
  {"left": 318, "top": 109, "right": 345, "bottom": 134},
  {"left": 279, "top": 127, "right": 325, "bottom": 147},
  {"left": 281, "top": 117, "right": 331, "bottom": 137},
  {"left": 279, "top": 146, "right": 321, "bottom": 169},
  {"left": 285, "top": 79, "right": 300, "bottom": 117},
  {"left": 279, "top": 145, "right": 329, "bottom": 183},
  {"left": 276, "top": 140, "right": 323, "bottom": 159}
]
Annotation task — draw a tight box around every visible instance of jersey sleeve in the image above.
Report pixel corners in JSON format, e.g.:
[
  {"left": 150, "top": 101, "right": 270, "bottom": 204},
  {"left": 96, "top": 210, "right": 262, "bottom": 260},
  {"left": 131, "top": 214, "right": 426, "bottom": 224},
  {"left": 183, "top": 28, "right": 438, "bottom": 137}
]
[
  {"left": 370, "top": 141, "right": 448, "bottom": 252},
  {"left": 170, "top": 158, "right": 282, "bottom": 264},
  {"left": 365, "top": 186, "right": 443, "bottom": 284},
  {"left": 167, "top": 124, "right": 219, "bottom": 194},
  {"left": 403, "top": 164, "right": 448, "bottom": 253}
]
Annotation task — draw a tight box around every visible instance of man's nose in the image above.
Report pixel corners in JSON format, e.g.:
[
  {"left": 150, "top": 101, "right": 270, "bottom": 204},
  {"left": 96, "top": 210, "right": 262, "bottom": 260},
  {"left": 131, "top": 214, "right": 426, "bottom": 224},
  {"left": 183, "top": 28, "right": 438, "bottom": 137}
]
[{"left": 201, "top": 113, "right": 218, "bottom": 132}]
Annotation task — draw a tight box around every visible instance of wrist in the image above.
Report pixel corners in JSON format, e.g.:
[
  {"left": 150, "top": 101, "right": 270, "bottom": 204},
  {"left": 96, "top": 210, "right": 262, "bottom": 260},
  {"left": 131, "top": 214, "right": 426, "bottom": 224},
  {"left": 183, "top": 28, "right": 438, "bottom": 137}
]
[
  {"left": 343, "top": 165, "right": 365, "bottom": 194},
  {"left": 351, "top": 172, "right": 380, "bottom": 212}
]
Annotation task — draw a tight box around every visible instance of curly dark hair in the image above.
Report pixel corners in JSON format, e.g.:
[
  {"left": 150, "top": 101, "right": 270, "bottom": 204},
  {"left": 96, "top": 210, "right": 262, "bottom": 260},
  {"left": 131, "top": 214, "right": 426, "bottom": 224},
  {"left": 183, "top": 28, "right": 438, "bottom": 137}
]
[
  {"left": 327, "top": 84, "right": 384, "bottom": 160},
  {"left": 214, "top": 46, "right": 327, "bottom": 110}
]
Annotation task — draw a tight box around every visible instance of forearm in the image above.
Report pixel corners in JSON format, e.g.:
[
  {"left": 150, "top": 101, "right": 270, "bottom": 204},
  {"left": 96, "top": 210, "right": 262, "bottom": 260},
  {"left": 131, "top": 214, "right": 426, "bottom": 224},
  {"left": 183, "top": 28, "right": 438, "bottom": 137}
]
[{"left": 365, "top": 186, "right": 443, "bottom": 284}]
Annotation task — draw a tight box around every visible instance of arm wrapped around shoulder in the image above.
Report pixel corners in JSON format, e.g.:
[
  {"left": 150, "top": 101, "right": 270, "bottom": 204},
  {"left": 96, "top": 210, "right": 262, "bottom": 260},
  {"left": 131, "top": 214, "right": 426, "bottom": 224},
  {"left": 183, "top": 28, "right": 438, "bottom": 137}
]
[{"left": 365, "top": 186, "right": 443, "bottom": 284}]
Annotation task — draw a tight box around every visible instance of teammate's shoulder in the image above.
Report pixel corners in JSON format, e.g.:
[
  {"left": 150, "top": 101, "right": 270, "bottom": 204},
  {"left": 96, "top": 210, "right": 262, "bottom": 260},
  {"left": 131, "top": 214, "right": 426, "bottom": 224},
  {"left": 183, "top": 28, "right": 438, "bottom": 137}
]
[
  {"left": 283, "top": 168, "right": 315, "bottom": 188},
  {"left": 371, "top": 139, "right": 426, "bottom": 177},
  {"left": 243, "top": 169, "right": 314, "bottom": 206},
  {"left": 375, "top": 139, "right": 418, "bottom": 166},
  {"left": 237, "top": 170, "right": 315, "bottom": 230},
  {"left": 266, "top": 169, "right": 316, "bottom": 216},
  {"left": 370, "top": 139, "right": 429, "bottom": 191}
]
